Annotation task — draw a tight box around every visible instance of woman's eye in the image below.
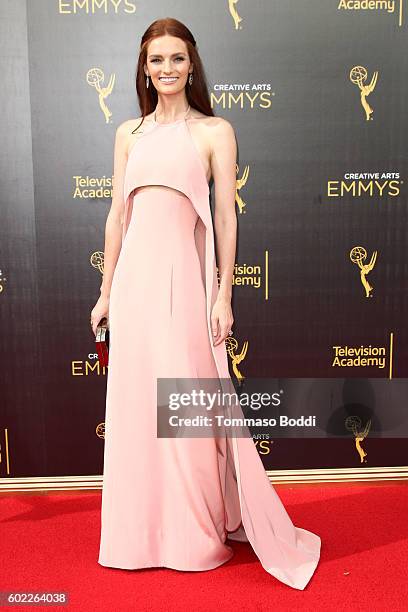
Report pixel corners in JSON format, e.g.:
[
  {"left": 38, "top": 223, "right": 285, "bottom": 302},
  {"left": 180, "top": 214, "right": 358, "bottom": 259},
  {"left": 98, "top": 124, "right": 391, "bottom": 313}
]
[{"left": 151, "top": 57, "right": 184, "bottom": 63}]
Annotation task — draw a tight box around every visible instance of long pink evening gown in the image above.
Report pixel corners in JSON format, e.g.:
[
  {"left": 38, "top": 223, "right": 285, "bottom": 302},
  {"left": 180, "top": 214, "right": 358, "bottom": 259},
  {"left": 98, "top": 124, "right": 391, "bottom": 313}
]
[{"left": 98, "top": 108, "right": 321, "bottom": 590}]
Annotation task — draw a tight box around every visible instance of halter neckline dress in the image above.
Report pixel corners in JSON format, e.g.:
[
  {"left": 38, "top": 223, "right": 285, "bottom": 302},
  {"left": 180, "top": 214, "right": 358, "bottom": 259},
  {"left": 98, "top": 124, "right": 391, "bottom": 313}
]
[{"left": 98, "top": 108, "right": 321, "bottom": 590}]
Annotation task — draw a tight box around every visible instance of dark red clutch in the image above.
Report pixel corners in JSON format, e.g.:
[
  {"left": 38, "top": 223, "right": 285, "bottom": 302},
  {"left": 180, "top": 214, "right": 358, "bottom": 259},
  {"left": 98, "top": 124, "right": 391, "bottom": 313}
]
[{"left": 95, "top": 317, "right": 110, "bottom": 367}]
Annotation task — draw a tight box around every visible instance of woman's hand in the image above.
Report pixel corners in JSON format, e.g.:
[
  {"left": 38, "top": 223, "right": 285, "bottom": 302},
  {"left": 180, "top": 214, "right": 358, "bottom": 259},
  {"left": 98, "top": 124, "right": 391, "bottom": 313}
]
[
  {"left": 90, "top": 295, "right": 110, "bottom": 336},
  {"left": 211, "top": 296, "right": 234, "bottom": 346}
]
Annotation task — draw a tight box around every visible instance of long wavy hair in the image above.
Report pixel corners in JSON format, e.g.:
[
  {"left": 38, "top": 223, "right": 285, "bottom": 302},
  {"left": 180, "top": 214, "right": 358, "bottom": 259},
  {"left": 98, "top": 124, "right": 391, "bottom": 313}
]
[{"left": 132, "top": 18, "right": 214, "bottom": 132}]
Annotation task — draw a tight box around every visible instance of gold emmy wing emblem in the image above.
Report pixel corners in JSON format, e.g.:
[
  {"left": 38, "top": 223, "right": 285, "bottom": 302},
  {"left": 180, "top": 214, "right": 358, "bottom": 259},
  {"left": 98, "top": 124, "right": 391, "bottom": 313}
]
[
  {"left": 0, "top": 269, "right": 6, "bottom": 293},
  {"left": 96, "top": 422, "right": 105, "bottom": 439},
  {"left": 345, "top": 416, "right": 371, "bottom": 463},
  {"left": 225, "top": 335, "right": 248, "bottom": 385},
  {"left": 349, "top": 65, "right": 378, "bottom": 121},
  {"left": 349, "top": 245, "right": 377, "bottom": 298},
  {"left": 228, "top": 0, "right": 243, "bottom": 29},
  {"left": 86, "top": 67, "right": 115, "bottom": 124},
  {"left": 235, "top": 163, "right": 249, "bottom": 214},
  {"left": 90, "top": 251, "right": 105, "bottom": 275},
  {"left": 0, "top": 428, "right": 10, "bottom": 476}
]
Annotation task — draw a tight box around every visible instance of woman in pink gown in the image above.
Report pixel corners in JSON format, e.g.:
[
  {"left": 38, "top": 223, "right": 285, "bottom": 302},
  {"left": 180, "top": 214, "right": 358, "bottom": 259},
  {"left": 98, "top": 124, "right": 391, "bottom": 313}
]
[{"left": 91, "top": 17, "right": 321, "bottom": 590}]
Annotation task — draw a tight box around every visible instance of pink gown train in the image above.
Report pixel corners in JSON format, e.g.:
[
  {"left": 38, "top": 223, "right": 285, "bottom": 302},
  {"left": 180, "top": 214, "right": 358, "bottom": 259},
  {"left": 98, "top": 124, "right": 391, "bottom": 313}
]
[{"left": 98, "top": 110, "right": 321, "bottom": 590}]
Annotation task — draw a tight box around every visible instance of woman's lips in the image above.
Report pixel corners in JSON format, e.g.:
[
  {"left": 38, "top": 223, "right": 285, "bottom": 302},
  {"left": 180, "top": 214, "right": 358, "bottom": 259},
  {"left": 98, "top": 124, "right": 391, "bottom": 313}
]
[{"left": 159, "top": 77, "right": 178, "bottom": 84}]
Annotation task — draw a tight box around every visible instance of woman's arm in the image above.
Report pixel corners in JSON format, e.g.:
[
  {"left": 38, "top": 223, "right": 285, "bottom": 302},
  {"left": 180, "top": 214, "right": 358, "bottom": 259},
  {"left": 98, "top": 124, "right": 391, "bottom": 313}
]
[
  {"left": 99, "top": 122, "right": 129, "bottom": 299},
  {"left": 90, "top": 121, "right": 129, "bottom": 334},
  {"left": 210, "top": 118, "right": 238, "bottom": 345}
]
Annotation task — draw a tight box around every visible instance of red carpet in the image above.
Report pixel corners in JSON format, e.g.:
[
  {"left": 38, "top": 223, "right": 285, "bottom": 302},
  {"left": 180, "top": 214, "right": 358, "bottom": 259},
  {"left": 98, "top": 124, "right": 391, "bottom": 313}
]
[{"left": 1, "top": 482, "right": 407, "bottom": 611}]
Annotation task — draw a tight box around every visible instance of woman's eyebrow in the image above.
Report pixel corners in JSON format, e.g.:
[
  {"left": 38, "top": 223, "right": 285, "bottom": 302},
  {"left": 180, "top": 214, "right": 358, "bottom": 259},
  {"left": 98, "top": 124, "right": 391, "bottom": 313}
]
[{"left": 148, "top": 52, "right": 187, "bottom": 58}]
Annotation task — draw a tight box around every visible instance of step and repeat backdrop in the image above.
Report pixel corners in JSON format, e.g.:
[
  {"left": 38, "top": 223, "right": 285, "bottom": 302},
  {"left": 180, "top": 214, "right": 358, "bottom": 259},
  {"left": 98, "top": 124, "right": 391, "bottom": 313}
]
[{"left": 1, "top": 0, "right": 407, "bottom": 478}]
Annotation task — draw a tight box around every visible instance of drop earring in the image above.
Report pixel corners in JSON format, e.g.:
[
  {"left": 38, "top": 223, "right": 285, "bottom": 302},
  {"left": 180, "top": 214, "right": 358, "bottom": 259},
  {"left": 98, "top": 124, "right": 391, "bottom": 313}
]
[
  {"left": 188, "top": 72, "right": 193, "bottom": 86},
  {"left": 146, "top": 74, "right": 150, "bottom": 88}
]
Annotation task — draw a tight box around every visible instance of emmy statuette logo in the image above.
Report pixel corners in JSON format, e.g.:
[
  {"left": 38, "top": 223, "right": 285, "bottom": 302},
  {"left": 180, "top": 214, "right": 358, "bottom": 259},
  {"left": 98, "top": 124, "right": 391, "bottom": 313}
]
[
  {"left": 86, "top": 68, "right": 115, "bottom": 123},
  {"left": 96, "top": 422, "right": 105, "bottom": 440},
  {"left": 349, "top": 246, "right": 377, "bottom": 298},
  {"left": 225, "top": 334, "right": 248, "bottom": 385},
  {"left": 235, "top": 163, "right": 250, "bottom": 214},
  {"left": 349, "top": 65, "right": 378, "bottom": 121},
  {"left": 90, "top": 251, "right": 104, "bottom": 275},
  {"left": 0, "top": 428, "right": 11, "bottom": 476},
  {"left": 0, "top": 268, "right": 7, "bottom": 293},
  {"left": 345, "top": 416, "right": 371, "bottom": 463},
  {"left": 228, "top": 0, "right": 243, "bottom": 29}
]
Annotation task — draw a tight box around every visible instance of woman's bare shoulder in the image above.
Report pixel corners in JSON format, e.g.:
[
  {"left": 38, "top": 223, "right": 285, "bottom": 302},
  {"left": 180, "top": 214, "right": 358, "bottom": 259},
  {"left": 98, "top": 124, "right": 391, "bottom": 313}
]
[
  {"left": 190, "top": 111, "right": 235, "bottom": 135},
  {"left": 116, "top": 117, "right": 155, "bottom": 155},
  {"left": 117, "top": 116, "right": 154, "bottom": 134},
  {"left": 189, "top": 110, "right": 226, "bottom": 124},
  {"left": 211, "top": 115, "right": 236, "bottom": 135}
]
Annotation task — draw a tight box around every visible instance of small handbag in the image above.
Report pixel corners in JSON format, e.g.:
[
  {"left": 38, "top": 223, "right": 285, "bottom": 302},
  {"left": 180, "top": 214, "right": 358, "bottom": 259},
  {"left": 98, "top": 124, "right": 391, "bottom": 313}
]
[{"left": 95, "top": 317, "right": 110, "bottom": 367}]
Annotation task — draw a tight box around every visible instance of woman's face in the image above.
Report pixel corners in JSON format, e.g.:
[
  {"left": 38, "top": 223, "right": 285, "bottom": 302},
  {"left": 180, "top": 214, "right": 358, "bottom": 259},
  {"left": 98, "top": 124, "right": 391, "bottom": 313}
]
[{"left": 145, "top": 34, "right": 192, "bottom": 94}]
